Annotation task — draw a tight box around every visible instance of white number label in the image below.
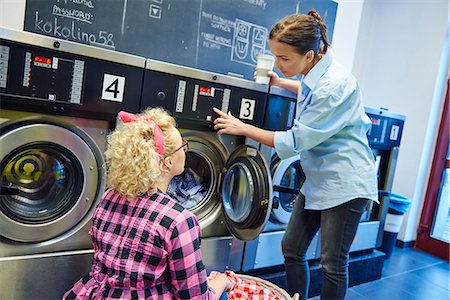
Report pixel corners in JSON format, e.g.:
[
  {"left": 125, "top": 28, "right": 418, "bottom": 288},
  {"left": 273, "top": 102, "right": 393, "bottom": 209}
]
[
  {"left": 102, "top": 74, "right": 125, "bottom": 102},
  {"left": 390, "top": 125, "right": 399, "bottom": 141},
  {"left": 239, "top": 98, "right": 256, "bottom": 120}
]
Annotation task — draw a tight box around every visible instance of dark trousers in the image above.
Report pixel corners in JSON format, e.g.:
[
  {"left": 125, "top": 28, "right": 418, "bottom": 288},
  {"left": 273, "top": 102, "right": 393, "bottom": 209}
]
[{"left": 282, "top": 194, "right": 369, "bottom": 300}]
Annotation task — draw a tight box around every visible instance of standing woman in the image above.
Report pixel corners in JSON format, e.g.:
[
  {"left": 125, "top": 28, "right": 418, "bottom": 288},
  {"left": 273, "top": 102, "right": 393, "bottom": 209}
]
[
  {"left": 213, "top": 10, "right": 378, "bottom": 300},
  {"left": 64, "top": 107, "right": 232, "bottom": 299}
]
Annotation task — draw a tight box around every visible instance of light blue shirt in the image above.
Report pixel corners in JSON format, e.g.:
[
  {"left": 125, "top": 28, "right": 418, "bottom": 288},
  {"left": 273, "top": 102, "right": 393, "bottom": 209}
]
[{"left": 274, "top": 50, "right": 378, "bottom": 210}]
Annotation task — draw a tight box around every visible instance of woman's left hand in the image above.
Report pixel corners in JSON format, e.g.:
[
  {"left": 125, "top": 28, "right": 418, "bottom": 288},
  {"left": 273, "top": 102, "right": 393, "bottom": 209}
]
[{"left": 213, "top": 108, "right": 246, "bottom": 136}]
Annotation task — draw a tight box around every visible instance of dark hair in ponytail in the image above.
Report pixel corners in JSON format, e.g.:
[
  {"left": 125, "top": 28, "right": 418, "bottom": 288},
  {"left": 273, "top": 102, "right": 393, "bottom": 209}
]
[{"left": 269, "top": 9, "right": 330, "bottom": 56}]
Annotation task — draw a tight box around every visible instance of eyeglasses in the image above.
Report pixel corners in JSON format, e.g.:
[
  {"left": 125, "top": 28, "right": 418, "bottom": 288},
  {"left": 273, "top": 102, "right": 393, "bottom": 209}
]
[{"left": 169, "top": 139, "right": 188, "bottom": 156}]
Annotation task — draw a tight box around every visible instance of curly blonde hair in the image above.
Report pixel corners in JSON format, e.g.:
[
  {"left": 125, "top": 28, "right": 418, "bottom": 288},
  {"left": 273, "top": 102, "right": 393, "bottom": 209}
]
[{"left": 104, "top": 107, "right": 177, "bottom": 201}]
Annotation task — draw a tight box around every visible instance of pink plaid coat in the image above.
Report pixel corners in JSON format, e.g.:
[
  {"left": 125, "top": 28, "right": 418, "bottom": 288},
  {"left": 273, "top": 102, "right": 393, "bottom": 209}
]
[{"left": 63, "top": 189, "right": 216, "bottom": 299}]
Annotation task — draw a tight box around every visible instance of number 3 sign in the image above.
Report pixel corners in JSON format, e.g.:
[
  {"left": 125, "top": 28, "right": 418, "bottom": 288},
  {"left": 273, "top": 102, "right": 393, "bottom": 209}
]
[
  {"left": 239, "top": 98, "right": 256, "bottom": 120},
  {"left": 102, "top": 74, "right": 125, "bottom": 102}
]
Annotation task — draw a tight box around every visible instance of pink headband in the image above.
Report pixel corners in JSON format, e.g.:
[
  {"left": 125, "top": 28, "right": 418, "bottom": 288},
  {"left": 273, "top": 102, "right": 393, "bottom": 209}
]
[{"left": 118, "top": 111, "right": 165, "bottom": 156}]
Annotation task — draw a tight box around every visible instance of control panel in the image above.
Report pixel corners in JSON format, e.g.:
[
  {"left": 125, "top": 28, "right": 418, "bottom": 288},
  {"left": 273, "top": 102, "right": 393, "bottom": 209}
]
[
  {"left": 0, "top": 30, "right": 146, "bottom": 121},
  {"left": 141, "top": 68, "right": 268, "bottom": 129},
  {"left": 1, "top": 44, "right": 85, "bottom": 104},
  {"left": 365, "top": 107, "right": 406, "bottom": 150}
]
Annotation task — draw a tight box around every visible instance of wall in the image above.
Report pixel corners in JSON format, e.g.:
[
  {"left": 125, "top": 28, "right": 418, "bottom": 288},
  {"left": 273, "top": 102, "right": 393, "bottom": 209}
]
[
  {"left": 1, "top": 0, "right": 449, "bottom": 243},
  {"left": 0, "top": 0, "right": 26, "bottom": 29},
  {"left": 332, "top": 0, "right": 365, "bottom": 71},
  {"left": 353, "top": 0, "right": 449, "bottom": 242}
]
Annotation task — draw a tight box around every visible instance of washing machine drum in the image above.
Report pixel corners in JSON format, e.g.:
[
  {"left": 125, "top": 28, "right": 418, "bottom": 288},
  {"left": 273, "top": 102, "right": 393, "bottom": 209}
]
[
  {"left": 270, "top": 154, "right": 305, "bottom": 224},
  {"left": 0, "top": 117, "right": 105, "bottom": 242}
]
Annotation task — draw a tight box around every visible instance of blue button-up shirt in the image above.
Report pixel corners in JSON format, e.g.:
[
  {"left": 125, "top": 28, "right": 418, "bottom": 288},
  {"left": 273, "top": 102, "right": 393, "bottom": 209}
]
[{"left": 274, "top": 50, "right": 378, "bottom": 210}]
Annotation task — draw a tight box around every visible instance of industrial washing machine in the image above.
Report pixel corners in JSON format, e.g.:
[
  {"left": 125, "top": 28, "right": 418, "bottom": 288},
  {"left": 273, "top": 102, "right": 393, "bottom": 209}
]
[
  {"left": 0, "top": 28, "right": 145, "bottom": 300},
  {"left": 140, "top": 60, "right": 274, "bottom": 272},
  {"left": 242, "top": 87, "right": 320, "bottom": 272}
]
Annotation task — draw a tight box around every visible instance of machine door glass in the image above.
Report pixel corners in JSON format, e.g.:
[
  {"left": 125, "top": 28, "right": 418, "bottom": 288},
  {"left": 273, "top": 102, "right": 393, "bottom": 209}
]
[
  {"left": 2, "top": 146, "right": 82, "bottom": 223},
  {"left": 167, "top": 132, "right": 229, "bottom": 237},
  {"left": 0, "top": 118, "right": 105, "bottom": 242},
  {"left": 270, "top": 154, "right": 304, "bottom": 225},
  {"left": 222, "top": 145, "right": 272, "bottom": 241}
]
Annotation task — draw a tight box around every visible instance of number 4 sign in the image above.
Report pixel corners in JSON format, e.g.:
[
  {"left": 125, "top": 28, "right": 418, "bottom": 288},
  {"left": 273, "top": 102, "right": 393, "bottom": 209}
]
[{"left": 102, "top": 74, "right": 125, "bottom": 102}]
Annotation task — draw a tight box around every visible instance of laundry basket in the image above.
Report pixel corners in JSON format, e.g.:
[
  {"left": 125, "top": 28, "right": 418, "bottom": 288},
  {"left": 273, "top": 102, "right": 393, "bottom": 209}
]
[{"left": 236, "top": 274, "right": 299, "bottom": 300}]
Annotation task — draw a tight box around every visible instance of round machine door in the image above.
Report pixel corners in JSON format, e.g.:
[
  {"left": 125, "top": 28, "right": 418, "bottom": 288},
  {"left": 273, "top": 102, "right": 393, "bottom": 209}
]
[
  {"left": 0, "top": 117, "right": 105, "bottom": 242},
  {"left": 221, "top": 145, "right": 272, "bottom": 241},
  {"left": 270, "top": 154, "right": 305, "bottom": 224},
  {"left": 166, "top": 131, "right": 229, "bottom": 237}
]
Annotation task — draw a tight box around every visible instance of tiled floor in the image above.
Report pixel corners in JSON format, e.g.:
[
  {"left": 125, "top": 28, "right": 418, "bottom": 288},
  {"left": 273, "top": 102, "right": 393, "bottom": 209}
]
[{"left": 309, "top": 246, "right": 449, "bottom": 299}]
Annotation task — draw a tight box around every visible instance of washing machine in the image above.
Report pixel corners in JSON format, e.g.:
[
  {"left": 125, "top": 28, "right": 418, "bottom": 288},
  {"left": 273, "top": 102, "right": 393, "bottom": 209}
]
[
  {"left": 0, "top": 28, "right": 145, "bottom": 300},
  {"left": 242, "top": 87, "right": 320, "bottom": 272},
  {"left": 140, "top": 60, "right": 273, "bottom": 272}
]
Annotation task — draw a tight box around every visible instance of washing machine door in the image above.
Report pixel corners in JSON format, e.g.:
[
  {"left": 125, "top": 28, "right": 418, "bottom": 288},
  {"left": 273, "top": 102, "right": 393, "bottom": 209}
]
[
  {"left": 221, "top": 145, "right": 272, "bottom": 241},
  {"left": 0, "top": 117, "right": 105, "bottom": 242},
  {"left": 270, "top": 154, "right": 304, "bottom": 224}
]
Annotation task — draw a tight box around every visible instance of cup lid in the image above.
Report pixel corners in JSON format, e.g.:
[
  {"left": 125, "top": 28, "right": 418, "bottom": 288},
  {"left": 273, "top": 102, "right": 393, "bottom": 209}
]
[{"left": 257, "top": 54, "right": 275, "bottom": 61}]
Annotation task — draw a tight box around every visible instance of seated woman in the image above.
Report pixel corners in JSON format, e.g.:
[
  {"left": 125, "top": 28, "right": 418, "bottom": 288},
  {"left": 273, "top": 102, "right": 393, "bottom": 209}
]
[{"left": 63, "top": 107, "right": 232, "bottom": 299}]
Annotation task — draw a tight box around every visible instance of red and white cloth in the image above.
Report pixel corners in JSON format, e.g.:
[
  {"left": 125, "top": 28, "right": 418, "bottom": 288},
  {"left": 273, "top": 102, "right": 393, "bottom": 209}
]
[{"left": 210, "top": 271, "right": 282, "bottom": 300}]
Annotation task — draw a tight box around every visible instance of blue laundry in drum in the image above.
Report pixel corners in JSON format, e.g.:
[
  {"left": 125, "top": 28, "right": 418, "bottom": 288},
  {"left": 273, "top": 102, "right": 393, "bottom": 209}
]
[{"left": 167, "top": 168, "right": 206, "bottom": 209}]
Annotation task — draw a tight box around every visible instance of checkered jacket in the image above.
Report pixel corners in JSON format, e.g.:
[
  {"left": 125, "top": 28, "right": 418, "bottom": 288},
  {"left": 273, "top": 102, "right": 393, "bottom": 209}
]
[{"left": 63, "top": 189, "right": 216, "bottom": 299}]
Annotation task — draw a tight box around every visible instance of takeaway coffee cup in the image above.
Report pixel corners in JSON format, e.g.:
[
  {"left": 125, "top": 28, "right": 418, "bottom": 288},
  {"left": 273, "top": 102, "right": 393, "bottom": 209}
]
[{"left": 255, "top": 54, "right": 275, "bottom": 84}]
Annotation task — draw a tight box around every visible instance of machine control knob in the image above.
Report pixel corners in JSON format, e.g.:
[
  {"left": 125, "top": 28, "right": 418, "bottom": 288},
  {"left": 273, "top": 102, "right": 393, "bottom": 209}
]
[{"left": 156, "top": 91, "right": 166, "bottom": 101}]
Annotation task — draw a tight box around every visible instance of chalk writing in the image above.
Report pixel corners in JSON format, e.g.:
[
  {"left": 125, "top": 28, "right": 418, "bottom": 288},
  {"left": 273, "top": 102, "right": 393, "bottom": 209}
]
[
  {"left": 24, "top": 0, "right": 337, "bottom": 81},
  {"left": 242, "top": 0, "right": 267, "bottom": 9},
  {"left": 232, "top": 19, "right": 267, "bottom": 66},
  {"left": 53, "top": 4, "right": 93, "bottom": 24},
  {"left": 149, "top": 4, "right": 162, "bottom": 19},
  {"left": 201, "top": 32, "right": 231, "bottom": 48},
  {"left": 56, "top": 0, "right": 94, "bottom": 9},
  {"left": 34, "top": 11, "right": 115, "bottom": 49}
]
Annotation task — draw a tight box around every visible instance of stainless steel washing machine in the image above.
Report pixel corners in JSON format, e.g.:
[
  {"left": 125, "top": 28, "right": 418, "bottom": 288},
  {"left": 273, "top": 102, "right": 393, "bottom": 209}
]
[
  {"left": 0, "top": 110, "right": 108, "bottom": 248},
  {"left": 0, "top": 28, "right": 145, "bottom": 300},
  {"left": 141, "top": 60, "right": 274, "bottom": 272},
  {"left": 242, "top": 87, "right": 320, "bottom": 272}
]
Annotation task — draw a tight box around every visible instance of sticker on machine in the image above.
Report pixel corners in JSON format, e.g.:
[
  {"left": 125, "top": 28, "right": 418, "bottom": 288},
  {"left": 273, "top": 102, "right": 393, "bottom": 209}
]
[
  {"left": 101, "top": 74, "right": 126, "bottom": 102},
  {"left": 239, "top": 98, "right": 256, "bottom": 120},
  {"left": 390, "top": 125, "right": 399, "bottom": 141}
]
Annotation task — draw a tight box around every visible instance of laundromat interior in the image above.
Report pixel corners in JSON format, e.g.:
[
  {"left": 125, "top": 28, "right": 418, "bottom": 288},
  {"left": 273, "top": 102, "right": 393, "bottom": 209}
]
[{"left": 0, "top": 1, "right": 449, "bottom": 299}]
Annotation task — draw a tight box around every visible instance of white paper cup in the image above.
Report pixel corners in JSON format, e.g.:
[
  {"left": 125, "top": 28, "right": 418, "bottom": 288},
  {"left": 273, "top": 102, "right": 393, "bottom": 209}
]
[{"left": 255, "top": 54, "right": 275, "bottom": 84}]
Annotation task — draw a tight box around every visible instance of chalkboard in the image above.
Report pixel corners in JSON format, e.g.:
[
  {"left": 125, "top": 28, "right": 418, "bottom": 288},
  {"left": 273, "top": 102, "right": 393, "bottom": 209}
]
[{"left": 24, "top": 0, "right": 337, "bottom": 80}]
